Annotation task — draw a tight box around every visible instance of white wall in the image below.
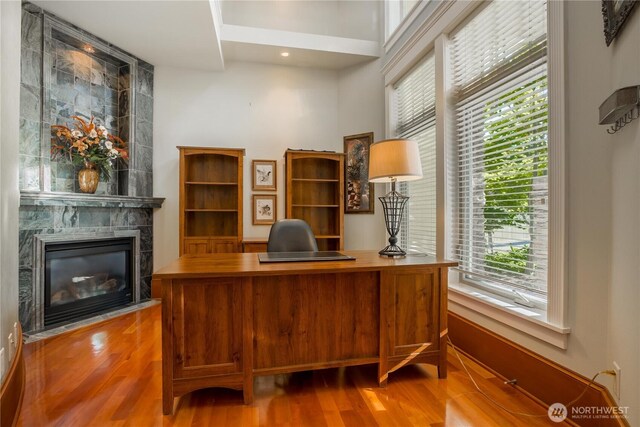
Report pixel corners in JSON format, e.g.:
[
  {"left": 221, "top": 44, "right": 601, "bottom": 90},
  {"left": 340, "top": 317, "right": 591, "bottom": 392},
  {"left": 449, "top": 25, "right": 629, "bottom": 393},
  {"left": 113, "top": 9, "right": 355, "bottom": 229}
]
[
  {"left": 153, "top": 61, "right": 385, "bottom": 269},
  {"left": 592, "top": 1, "right": 640, "bottom": 421},
  {"left": 338, "top": 59, "right": 387, "bottom": 250},
  {"left": 451, "top": 2, "right": 640, "bottom": 423},
  {"left": 220, "top": 0, "right": 380, "bottom": 41},
  {"left": 0, "top": 0, "right": 21, "bottom": 383}
]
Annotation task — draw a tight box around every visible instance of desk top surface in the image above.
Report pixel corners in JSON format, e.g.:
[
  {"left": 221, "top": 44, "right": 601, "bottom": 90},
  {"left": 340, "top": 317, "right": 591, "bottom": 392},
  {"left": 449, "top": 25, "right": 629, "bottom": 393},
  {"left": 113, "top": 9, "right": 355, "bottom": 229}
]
[{"left": 154, "top": 250, "right": 458, "bottom": 279}]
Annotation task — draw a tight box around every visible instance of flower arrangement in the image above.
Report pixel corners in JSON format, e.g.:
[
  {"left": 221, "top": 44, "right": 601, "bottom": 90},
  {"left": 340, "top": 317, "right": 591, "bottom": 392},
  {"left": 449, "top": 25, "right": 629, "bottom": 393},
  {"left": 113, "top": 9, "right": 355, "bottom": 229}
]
[{"left": 51, "top": 116, "right": 128, "bottom": 181}]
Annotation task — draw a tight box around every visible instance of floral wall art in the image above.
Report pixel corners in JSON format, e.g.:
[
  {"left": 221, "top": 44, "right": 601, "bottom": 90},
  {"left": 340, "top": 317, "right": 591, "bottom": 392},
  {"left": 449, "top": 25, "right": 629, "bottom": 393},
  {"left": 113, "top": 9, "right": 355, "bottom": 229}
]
[{"left": 344, "top": 132, "right": 374, "bottom": 214}]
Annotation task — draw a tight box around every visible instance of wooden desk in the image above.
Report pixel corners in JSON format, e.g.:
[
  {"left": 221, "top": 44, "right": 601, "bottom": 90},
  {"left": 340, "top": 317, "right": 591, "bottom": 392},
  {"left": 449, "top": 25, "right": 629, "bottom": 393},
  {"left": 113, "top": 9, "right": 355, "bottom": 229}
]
[
  {"left": 241, "top": 239, "right": 268, "bottom": 253},
  {"left": 154, "top": 251, "right": 457, "bottom": 415}
]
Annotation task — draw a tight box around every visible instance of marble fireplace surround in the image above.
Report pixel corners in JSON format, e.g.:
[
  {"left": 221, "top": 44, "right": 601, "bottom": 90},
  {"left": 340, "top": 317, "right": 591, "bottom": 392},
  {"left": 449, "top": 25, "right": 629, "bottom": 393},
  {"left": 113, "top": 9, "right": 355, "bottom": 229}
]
[
  {"left": 31, "top": 229, "right": 141, "bottom": 333},
  {"left": 21, "top": 5, "right": 151, "bottom": 196},
  {"left": 19, "top": 192, "right": 164, "bottom": 333},
  {"left": 19, "top": 3, "right": 164, "bottom": 334},
  {"left": 44, "top": 20, "right": 135, "bottom": 195}
]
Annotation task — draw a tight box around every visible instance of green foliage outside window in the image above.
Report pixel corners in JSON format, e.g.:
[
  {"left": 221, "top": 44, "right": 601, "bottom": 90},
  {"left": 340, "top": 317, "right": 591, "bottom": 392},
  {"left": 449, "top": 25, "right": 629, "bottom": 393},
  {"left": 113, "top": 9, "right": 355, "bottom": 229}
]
[
  {"left": 481, "top": 75, "right": 548, "bottom": 274},
  {"left": 485, "top": 245, "right": 530, "bottom": 274}
]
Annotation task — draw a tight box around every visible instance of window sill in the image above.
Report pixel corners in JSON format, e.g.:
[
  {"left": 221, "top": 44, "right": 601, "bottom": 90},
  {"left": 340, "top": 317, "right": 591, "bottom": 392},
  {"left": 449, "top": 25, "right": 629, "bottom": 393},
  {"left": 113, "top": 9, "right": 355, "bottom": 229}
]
[{"left": 448, "top": 281, "right": 571, "bottom": 349}]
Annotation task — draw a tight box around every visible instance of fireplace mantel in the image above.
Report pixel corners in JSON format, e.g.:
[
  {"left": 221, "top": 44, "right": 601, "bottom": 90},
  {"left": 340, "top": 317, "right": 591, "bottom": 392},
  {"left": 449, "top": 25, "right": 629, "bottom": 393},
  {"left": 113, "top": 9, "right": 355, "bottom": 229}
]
[{"left": 20, "top": 191, "right": 165, "bottom": 209}]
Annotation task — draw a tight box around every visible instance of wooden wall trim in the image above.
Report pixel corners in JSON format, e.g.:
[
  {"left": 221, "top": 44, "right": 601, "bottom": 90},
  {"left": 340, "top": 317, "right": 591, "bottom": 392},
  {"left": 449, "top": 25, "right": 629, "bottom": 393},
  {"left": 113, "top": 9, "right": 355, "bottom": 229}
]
[
  {"left": 448, "top": 313, "right": 630, "bottom": 427},
  {"left": 151, "top": 277, "right": 162, "bottom": 299},
  {"left": 0, "top": 323, "right": 25, "bottom": 427}
]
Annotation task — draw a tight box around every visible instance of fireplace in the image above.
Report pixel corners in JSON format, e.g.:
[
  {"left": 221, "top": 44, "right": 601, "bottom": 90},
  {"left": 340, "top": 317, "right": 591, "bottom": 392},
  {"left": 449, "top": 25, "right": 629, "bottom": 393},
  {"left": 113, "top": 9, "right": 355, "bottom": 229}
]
[
  {"left": 29, "top": 231, "right": 141, "bottom": 332},
  {"left": 44, "top": 238, "right": 134, "bottom": 327}
]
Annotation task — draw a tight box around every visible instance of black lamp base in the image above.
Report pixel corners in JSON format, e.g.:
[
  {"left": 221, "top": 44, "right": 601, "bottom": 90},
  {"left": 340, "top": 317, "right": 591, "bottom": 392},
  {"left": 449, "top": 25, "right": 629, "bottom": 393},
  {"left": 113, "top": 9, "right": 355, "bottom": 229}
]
[
  {"left": 378, "top": 244, "right": 406, "bottom": 258},
  {"left": 378, "top": 182, "right": 409, "bottom": 258}
]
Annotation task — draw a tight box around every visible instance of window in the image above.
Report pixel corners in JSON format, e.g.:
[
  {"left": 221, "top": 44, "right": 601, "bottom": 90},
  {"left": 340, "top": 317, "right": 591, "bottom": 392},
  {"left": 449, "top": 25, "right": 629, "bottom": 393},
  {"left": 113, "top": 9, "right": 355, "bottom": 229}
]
[
  {"left": 385, "top": 0, "right": 421, "bottom": 40},
  {"left": 394, "top": 55, "right": 437, "bottom": 255},
  {"left": 450, "top": 0, "right": 548, "bottom": 307},
  {"left": 385, "top": 0, "right": 567, "bottom": 345}
]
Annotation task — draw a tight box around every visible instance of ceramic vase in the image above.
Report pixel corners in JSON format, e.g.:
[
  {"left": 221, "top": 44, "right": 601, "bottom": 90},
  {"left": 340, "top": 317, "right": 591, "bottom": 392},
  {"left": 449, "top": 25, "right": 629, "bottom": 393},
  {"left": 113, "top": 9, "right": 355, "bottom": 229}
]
[{"left": 78, "top": 161, "right": 99, "bottom": 193}]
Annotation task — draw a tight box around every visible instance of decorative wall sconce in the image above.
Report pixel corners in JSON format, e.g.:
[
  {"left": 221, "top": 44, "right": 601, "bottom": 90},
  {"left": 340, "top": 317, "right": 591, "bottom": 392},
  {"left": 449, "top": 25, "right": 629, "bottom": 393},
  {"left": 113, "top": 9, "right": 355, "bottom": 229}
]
[{"left": 599, "top": 86, "right": 640, "bottom": 134}]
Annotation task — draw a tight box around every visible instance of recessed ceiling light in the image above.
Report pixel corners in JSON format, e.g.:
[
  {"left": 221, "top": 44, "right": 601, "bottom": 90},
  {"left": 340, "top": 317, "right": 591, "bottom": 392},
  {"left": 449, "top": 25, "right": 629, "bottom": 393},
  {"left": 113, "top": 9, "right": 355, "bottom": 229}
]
[
  {"left": 280, "top": 52, "right": 290, "bottom": 57},
  {"left": 83, "top": 44, "right": 95, "bottom": 53}
]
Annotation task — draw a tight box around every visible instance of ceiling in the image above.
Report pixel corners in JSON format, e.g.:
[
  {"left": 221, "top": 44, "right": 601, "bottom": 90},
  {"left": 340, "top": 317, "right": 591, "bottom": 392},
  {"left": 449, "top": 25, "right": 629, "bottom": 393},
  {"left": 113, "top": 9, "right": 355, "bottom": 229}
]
[
  {"left": 222, "top": 41, "right": 377, "bottom": 70},
  {"left": 31, "top": 0, "right": 380, "bottom": 71},
  {"left": 31, "top": 0, "right": 225, "bottom": 71}
]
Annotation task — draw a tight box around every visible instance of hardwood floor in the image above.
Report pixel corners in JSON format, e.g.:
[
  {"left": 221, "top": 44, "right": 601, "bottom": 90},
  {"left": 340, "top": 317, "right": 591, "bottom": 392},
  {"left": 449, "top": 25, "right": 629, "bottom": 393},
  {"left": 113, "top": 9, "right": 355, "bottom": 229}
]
[{"left": 17, "top": 304, "right": 562, "bottom": 426}]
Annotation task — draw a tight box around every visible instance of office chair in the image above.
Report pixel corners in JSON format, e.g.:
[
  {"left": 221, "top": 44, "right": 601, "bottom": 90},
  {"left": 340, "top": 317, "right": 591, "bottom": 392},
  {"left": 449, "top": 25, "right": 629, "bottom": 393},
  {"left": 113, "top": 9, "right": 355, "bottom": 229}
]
[{"left": 267, "top": 219, "right": 318, "bottom": 252}]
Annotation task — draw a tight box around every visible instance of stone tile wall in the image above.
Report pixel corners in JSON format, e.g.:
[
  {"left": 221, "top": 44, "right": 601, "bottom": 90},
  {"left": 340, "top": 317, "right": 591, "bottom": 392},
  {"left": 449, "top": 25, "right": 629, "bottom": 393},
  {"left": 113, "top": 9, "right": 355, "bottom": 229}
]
[
  {"left": 18, "top": 3, "right": 159, "bottom": 333},
  {"left": 20, "top": 6, "right": 43, "bottom": 191},
  {"left": 47, "top": 37, "right": 126, "bottom": 194},
  {"left": 132, "top": 63, "right": 154, "bottom": 196},
  {"left": 18, "top": 205, "right": 154, "bottom": 332},
  {"left": 19, "top": 3, "right": 154, "bottom": 197}
]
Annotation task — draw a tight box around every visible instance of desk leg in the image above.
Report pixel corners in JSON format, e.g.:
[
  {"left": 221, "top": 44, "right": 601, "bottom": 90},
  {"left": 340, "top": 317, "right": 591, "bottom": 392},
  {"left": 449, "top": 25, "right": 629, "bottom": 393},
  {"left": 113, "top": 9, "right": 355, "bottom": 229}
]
[
  {"left": 378, "top": 271, "right": 392, "bottom": 387},
  {"left": 243, "top": 382, "right": 253, "bottom": 404},
  {"left": 162, "top": 279, "right": 175, "bottom": 415},
  {"left": 438, "top": 268, "right": 448, "bottom": 379},
  {"left": 162, "top": 395, "right": 174, "bottom": 416},
  {"left": 242, "top": 277, "right": 254, "bottom": 404},
  {"left": 378, "top": 365, "right": 388, "bottom": 387},
  {"left": 438, "top": 332, "right": 448, "bottom": 379}
]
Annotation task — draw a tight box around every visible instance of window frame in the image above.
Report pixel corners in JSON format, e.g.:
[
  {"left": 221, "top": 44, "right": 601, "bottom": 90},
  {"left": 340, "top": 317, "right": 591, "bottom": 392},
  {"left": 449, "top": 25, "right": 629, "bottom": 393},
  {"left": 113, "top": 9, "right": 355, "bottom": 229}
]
[
  {"left": 384, "top": 0, "right": 432, "bottom": 49},
  {"left": 451, "top": 59, "right": 550, "bottom": 309},
  {"left": 383, "top": 0, "right": 569, "bottom": 348}
]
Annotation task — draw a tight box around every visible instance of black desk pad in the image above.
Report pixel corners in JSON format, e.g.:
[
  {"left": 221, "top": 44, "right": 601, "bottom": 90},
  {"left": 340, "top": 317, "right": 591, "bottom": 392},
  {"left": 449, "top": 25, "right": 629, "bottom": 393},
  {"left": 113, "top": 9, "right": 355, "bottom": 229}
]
[{"left": 257, "top": 251, "right": 356, "bottom": 263}]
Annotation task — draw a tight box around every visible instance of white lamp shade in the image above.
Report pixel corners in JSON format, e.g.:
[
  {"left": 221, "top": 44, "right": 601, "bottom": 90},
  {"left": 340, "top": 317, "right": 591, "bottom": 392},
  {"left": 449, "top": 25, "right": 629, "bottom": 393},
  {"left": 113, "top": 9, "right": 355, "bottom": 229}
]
[{"left": 368, "top": 139, "right": 423, "bottom": 183}]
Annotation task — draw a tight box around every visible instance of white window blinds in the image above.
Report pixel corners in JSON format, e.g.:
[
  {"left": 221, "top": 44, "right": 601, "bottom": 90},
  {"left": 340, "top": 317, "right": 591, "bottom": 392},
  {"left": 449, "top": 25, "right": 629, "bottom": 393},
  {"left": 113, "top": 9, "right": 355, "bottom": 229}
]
[
  {"left": 452, "top": 0, "right": 547, "bottom": 99},
  {"left": 394, "top": 54, "right": 436, "bottom": 255},
  {"left": 451, "top": 0, "right": 549, "bottom": 295}
]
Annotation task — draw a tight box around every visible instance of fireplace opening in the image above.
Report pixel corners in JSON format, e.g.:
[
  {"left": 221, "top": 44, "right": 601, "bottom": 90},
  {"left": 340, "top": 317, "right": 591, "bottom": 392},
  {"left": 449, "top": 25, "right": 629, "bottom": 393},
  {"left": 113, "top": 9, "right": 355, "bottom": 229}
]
[{"left": 44, "top": 237, "right": 134, "bottom": 327}]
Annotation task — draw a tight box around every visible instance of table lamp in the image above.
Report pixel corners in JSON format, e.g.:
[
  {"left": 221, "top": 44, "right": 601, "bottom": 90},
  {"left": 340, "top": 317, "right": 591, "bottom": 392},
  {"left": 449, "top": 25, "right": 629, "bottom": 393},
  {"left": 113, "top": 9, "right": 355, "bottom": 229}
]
[{"left": 368, "top": 139, "right": 422, "bottom": 257}]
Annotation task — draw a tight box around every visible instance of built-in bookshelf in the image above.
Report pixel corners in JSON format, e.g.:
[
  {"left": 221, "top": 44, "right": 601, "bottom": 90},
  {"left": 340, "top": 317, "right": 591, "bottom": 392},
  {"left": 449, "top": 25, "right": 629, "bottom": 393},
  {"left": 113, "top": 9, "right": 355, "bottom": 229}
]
[
  {"left": 284, "top": 150, "right": 344, "bottom": 251},
  {"left": 179, "top": 147, "right": 244, "bottom": 255}
]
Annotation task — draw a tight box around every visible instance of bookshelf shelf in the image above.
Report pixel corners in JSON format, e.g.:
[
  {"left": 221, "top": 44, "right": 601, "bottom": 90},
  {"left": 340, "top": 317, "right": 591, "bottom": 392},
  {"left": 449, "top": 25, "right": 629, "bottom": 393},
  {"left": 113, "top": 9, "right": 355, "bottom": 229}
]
[
  {"left": 179, "top": 147, "right": 245, "bottom": 255},
  {"left": 285, "top": 150, "right": 344, "bottom": 251}
]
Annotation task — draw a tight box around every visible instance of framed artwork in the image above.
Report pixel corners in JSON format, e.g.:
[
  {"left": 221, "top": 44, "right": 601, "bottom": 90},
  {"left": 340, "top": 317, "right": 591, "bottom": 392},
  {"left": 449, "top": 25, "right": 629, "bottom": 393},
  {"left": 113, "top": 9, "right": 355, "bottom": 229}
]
[
  {"left": 252, "top": 160, "right": 277, "bottom": 191},
  {"left": 602, "top": 0, "right": 638, "bottom": 46},
  {"left": 253, "top": 194, "right": 276, "bottom": 225},
  {"left": 344, "top": 132, "right": 375, "bottom": 214}
]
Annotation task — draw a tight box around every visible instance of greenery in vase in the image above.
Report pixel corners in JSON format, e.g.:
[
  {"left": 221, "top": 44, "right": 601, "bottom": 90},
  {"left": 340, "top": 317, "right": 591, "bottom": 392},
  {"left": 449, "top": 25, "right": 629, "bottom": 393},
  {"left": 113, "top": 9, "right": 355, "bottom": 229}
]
[{"left": 51, "top": 116, "right": 128, "bottom": 181}]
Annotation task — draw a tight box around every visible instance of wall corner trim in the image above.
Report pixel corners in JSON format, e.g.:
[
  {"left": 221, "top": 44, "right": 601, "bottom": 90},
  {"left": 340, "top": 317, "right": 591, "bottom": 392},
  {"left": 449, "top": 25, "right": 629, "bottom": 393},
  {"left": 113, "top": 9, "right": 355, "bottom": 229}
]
[{"left": 0, "top": 323, "right": 25, "bottom": 427}]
